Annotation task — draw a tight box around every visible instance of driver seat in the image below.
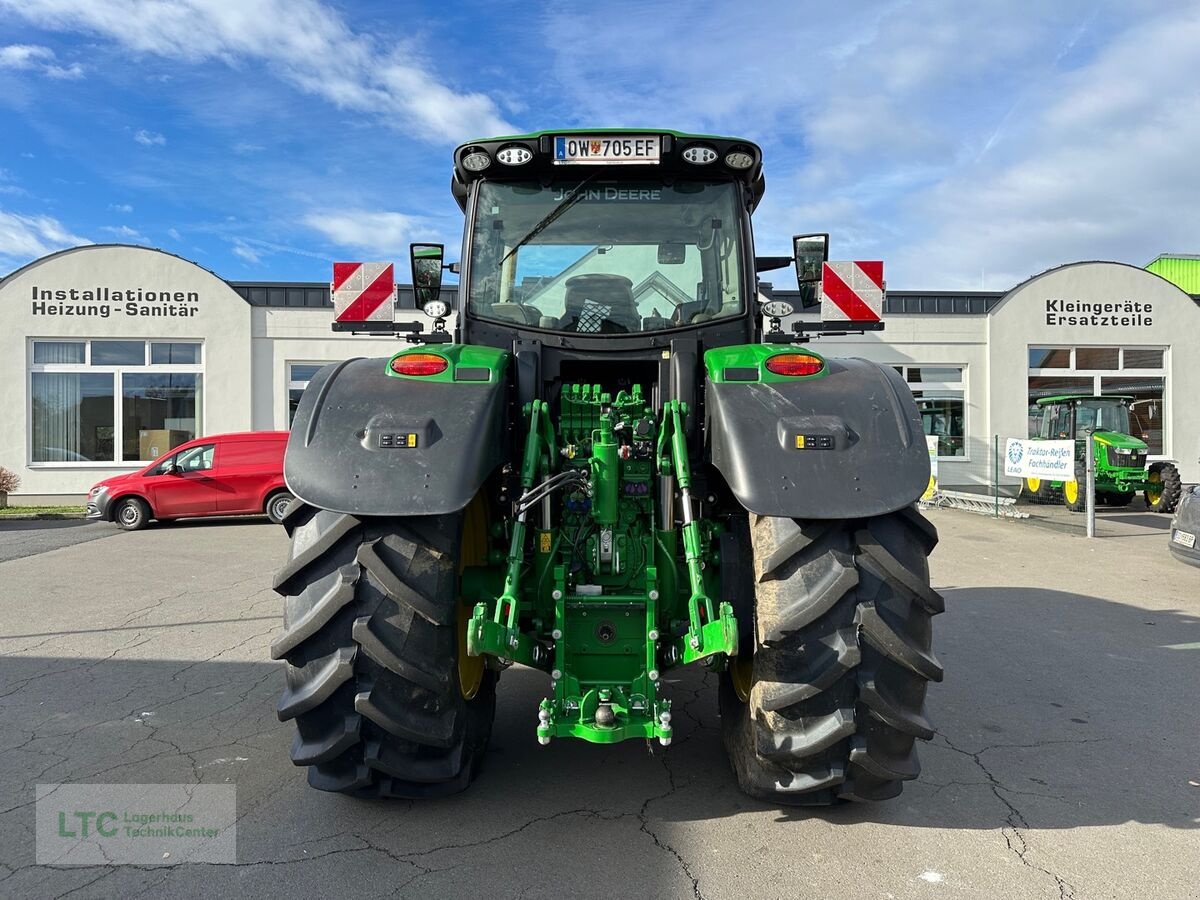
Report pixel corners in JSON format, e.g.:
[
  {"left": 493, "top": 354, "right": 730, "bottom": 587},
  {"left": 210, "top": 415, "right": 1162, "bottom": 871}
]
[{"left": 561, "top": 274, "right": 638, "bottom": 333}]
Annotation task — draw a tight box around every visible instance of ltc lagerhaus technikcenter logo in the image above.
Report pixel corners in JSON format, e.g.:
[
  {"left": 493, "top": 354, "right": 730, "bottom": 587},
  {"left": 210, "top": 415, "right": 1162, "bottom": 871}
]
[{"left": 36, "top": 784, "right": 235, "bottom": 865}]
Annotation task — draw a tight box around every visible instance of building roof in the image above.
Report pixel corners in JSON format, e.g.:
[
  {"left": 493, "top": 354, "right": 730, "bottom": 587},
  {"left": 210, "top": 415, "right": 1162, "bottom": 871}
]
[
  {"left": 1147, "top": 253, "right": 1200, "bottom": 262},
  {"left": 1145, "top": 254, "right": 1200, "bottom": 293}
]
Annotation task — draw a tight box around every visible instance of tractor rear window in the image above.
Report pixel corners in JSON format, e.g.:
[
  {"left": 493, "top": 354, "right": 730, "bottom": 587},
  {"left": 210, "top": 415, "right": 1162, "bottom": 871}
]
[
  {"left": 466, "top": 179, "right": 744, "bottom": 334},
  {"left": 1076, "top": 400, "right": 1131, "bottom": 434}
]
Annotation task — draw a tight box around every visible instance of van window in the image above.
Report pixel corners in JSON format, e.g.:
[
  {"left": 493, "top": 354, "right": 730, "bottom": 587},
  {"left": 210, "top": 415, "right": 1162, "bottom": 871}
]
[
  {"left": 147, "top": 444, "right": 214, "bottom": 474},
  {"left": 176, "top": 444, "right": 216, "bottom": 472}
]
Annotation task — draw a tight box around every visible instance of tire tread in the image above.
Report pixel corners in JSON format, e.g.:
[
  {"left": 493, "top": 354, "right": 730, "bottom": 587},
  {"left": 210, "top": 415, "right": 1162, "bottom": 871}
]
[{"left": 720, "top": 507, "right": 942, "bottom": 806}]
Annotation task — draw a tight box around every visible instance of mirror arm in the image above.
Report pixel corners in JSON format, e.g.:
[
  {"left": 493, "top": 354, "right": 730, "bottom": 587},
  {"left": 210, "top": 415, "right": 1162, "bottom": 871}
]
[{"left": 754, "top": 256, "right": 793, "bottom": 273}]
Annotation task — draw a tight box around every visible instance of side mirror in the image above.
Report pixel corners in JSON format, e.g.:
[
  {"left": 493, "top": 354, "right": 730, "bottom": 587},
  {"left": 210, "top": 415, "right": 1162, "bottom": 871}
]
[
  {"left": 165, "top": 462, "right": 181, "bottom": 475},
  {"left": 792, "top": 233, "right": 829, "bottom": 309},
  {"left": 410, "top": 243, "right": 447, "bottom": 318}
]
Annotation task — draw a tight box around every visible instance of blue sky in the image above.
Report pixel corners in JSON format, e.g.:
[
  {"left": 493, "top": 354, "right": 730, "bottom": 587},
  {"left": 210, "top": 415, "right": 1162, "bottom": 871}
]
[{"left": 1, "top": 0, "right": 1198, "bottom": 289}]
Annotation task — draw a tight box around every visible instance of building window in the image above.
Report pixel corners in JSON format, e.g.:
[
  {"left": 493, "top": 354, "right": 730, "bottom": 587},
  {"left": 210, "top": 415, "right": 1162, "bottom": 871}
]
[
  {"left": 92, "top": 340, "right": 147, "bottom": 366},
  {"left": 1027, "top": 345, "right": 1167, "bottom": 453},
  {"left": 151, "top": 342, "right": 202, "bottom": 364},
  {"left": 288, "top": 362, "right": 331, "bottom": 425},
  {"left": 29, "top": 339, "right": 203, "bottom": 465},
  {"left": 121, "top": 373, "right": 202, "bottom": 461},
  {"left": 31, "top": 372, "right": 115, "bottom": 462},
  {"left": 894, "top": 365, "right": 967, "bottom": 458}
]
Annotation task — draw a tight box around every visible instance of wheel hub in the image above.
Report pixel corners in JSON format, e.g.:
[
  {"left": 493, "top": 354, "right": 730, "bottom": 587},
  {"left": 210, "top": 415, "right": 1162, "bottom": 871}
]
[
  {"left": 730, "top": 652, "right": 753, "bottom": 703},
  {"left": 1147, "top": 470, "right": 1162, "bottom": 504}
]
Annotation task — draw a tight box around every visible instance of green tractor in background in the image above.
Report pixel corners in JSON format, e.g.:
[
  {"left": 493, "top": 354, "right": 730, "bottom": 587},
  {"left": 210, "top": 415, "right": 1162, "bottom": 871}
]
[
  {"left": 272, "top": 130, "right": 942, "bottom": 806},
  {"left": 1024, "top": 394, "right": 1182, "bottom": 513}
]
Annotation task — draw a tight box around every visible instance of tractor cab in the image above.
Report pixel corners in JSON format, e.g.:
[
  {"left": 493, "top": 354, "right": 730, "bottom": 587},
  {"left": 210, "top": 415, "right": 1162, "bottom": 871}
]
[
  {"left": 1033, "top": 395, "right": 1137, "bottom": 444},
  {"left": 450, "top": 131, "right": 766, "bottom": 348}
]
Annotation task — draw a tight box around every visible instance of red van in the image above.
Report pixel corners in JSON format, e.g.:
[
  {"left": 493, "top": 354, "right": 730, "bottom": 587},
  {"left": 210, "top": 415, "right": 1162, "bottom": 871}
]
[{"left": 86, "top": 432, "right": 293, "bottom": 531}]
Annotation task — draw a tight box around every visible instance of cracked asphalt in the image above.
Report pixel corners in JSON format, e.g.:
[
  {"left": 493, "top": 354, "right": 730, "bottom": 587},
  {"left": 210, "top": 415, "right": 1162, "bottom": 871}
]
[{"left": 0, "top": 509, "right": 1198, "bottom": 899}]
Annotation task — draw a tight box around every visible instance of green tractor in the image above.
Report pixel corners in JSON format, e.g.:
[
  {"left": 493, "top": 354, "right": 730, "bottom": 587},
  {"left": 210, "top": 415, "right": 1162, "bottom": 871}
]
[
  {"left": 1024, "top": 394, "right": 1182, "bottom": 513},
  {"left": 272, "top": 130, "right": 942, "bottom": 806}
]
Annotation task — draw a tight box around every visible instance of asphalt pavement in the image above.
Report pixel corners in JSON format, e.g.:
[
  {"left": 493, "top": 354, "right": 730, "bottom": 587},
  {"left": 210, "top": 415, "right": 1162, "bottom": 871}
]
[
  {"left": 0, "top": 519, "right": 118, "bottom": 564},
  {"left": 0, "top": 510, "right": 1197, "bottom": 899}
]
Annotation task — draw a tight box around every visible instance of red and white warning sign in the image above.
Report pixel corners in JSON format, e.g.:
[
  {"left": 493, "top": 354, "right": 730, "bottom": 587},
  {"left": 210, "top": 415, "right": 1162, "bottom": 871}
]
[
  {"left": 820, "top": 261, "right": 884, "bottom": 323},
  {"left": 332, "top": 262, "right": 396, "bottom": 323}
]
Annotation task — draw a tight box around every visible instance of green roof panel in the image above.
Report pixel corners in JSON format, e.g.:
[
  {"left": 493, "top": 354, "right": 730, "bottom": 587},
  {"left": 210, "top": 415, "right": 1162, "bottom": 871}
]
[{"left": 1146, "top": 254, "right": 1200, "bottom": 292}]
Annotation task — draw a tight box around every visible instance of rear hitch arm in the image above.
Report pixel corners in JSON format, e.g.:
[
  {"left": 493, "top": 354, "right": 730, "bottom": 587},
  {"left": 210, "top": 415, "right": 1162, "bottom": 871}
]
[
  {"left": 468, "top": 399, "right": 554, "bottom": 666},
  {"left": 658, "top": 400, "right": 737, "bottom": 662}
]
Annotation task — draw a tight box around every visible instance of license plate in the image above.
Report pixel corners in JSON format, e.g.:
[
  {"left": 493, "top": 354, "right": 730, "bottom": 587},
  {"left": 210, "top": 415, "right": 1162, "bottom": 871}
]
[
  {"left": 1173, "top": 530, "right": 1196, "bottom": 548},
  {"left": 554, "top": 135, "right": 660, "bottom": 165}
]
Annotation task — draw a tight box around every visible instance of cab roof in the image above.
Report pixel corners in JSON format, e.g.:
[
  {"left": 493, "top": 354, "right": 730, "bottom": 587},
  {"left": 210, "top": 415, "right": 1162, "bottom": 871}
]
[
  {"left": 1036, "top": 394, "right": 1134, "bottom": 405},
  {"left": 450, "top": 128, "right": 766, "bottom": 211}
]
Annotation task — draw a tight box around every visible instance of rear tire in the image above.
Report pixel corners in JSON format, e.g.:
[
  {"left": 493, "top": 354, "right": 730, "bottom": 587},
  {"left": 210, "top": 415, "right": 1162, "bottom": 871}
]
[
  {"left": 114, "top": 497, "right": 151, "bottom": 531},
  {"left": 719, "top": 506, "right": 943, "bottom": 805},
  {"left": 272, "top": 503, "right": 496, "bottom": 798},
  {"left": 1145, "top": 462, "right": 1182, "bottom": 514}
]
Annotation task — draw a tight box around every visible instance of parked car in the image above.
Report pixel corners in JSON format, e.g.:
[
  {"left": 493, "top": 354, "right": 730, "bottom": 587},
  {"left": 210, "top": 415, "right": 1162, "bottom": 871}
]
[
  {"left": 86, "top": 432, "right": 293, "bottom": 531},
  {"left": 1168, "top": 484, "right": 1200, "bottom": 568}
]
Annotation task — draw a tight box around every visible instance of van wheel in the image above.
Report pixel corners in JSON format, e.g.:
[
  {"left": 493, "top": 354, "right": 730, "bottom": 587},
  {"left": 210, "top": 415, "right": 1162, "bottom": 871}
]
[
  {"left": 266, "top": 491, "right": 296, "bottom": 525},
  {"left": 115, "top": 497, "right": 151, "bottom": 531}
]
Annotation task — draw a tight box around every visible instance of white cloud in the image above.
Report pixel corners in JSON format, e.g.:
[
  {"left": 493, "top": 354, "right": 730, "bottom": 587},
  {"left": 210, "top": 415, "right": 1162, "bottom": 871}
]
[
  {"left": 236, "top": 235, "right": 332, "bottom": 262},
  {"left": 0, "top": 168, "right": 27, "bottom": 196},
  {"left": 101, "top": 224, "right": 148, "bottom": 242},
  {"left": 167, "top": 227, "right": 181, "bottom": 240},
  {"left": 891, "top": 8, "right": 1200, "bottom": 288},
  {"left": 231, "top": 240, "right": 261, "bottom": 264},
  {"left": 134, "top": 129, "right": 166, "bottom": 146},
  {"left": 0, "top": 44, "right": 53, "bottom": 68},
  {"left": 109, "top": 202, "right": 133, "bottom": 213},
  {"left": 0, "top": 42, "right": 82, "bottom": 78},
  {"left": 44, "top": 61, "right": 82, "bottom": 79},
  {"left": 0, "top": 208, "right": 88, "bottom": 270},
  {"left": 1, "top": 0, "right": 513, "bottom": 142},
  {"left": 303, "top": 210, "right": 427, "bottom": 258}
]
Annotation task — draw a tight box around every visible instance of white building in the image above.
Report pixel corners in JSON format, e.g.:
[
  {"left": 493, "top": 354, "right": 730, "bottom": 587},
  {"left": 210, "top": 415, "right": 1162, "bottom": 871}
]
[
  {"left": 813, "top": 260, "right": 1200, "bottom": 490},
  {"left": 2, "top": 244, "right": 1196, "bottom": 504},
  {"left": 1, "top": 244, "right": 400, "bottom": 504}
]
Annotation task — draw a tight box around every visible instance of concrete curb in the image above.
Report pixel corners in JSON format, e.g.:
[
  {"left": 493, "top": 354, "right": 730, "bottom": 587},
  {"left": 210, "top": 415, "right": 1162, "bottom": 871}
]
[{"left": 0, "top": 512, "right": 88, "bottom": 520}]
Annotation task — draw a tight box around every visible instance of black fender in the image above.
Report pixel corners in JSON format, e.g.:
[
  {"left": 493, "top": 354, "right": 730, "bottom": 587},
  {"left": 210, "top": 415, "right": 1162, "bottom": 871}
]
[
  {"left": 285, "top": 357, "right": 508, "bottom": 516},
  {"left": 706, "top": 358, "right": 930, "bottom": 519}
]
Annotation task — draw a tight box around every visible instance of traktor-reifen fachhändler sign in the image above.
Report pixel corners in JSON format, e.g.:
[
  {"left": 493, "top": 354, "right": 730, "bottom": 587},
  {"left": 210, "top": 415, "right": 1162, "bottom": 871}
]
[{"left": 1004, "top": 439, "right": 1076, "bottom": 480}]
